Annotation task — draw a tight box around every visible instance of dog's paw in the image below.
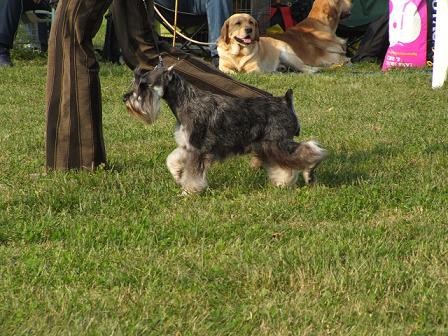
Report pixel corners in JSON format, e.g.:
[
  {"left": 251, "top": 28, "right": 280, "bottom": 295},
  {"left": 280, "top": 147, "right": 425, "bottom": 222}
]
[
  {"left": 303, "top": 169, "right": 316, "bottom": 185},
  {"left": 249, "top": 155, "right": 263, "bottom": 170},
  {"left": 276, "top": 64, "right": 289, "bottom": 73},
  {"left": 181, "top": 190, "right": 191, "bottom": 197},
  {"left": 303, "top": 65, "right": 320, "bottom": 74}
]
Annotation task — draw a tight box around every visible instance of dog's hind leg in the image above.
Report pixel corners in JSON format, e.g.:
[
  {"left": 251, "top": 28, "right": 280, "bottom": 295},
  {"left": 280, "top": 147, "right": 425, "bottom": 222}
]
[
  {"left": 296, "top": 141, "right": 326, "bottom": 185},
  {"left": 265, "top": 164, "right": 299, "bottom": 187},
  {"left": 252, "top": 144, "right": 298, "bottom": 186},
  {"left": 179, "top": 150, "right": 210, "bottom": 194},
  {"left": 279, "top": 45, "right": 320, "bottom": 73},
  {"left": 303, "top": 166, "right": 317, "bottom": 185},
  {"left": 260, "top": 140, "right": 326, "bottom": 186}
]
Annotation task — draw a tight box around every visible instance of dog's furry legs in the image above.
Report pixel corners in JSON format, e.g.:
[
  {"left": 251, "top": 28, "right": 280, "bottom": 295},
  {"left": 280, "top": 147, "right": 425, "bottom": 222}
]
[
  {"left": 256, "top": 140, "right": 326, "bottom": 186},
  {"left": 295, "top": 141, "right": 326, "bottom": 185},
  {"left": 249, "top": 154, "right": 263, "bottom": 170},
  {"left": 249, "top": 150, "right": 299, "bottom": 186},
  {"left": 166, "top": 147, "right": 187, "bottom": 184},
  {"left": 167, "top": 147, "right": 210, "bottom": 194},
  {"left": 180, "top": 150, "right": 209, "bottom": 194},
  {"left": 279, "top": 44, "right": 320, "bottom": 73},
  {"left": 265, "top": 164, "right": 299, "bottom": 187},
  {"left": 167, "top": 147, "right": 209, "bottom": 193},
  {"left": 169, "top": 125, "right": 210, "bottom": 194},
  {"left": 303, "top": 166, "right": 317, "bottom": 185}
]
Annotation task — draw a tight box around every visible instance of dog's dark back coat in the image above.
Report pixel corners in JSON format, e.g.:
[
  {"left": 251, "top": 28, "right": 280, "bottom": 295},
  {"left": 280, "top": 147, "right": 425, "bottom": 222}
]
[{"left": 146, "top": 68, "right": 300, "bottom": 159}]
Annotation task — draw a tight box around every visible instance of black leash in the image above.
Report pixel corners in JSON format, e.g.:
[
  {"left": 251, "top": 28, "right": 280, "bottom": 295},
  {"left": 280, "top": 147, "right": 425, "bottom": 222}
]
[{"left": 142, "top": 0, "right": 164, "bottom": 69}]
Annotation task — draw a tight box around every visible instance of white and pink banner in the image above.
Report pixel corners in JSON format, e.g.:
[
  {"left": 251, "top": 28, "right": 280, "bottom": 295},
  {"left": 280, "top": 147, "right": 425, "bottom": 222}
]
[
  {"left": 432, "top": 0, "right": 448, "bottom": 88},
  {"left": 382, "top": 0, "right": 428, "bottom": 70}
]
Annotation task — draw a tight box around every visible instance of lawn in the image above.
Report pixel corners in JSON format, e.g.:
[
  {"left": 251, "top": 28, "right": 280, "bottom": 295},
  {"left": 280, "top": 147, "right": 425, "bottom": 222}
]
[{"left": 0, "top": 49, "right": 447, "bottom": 335}]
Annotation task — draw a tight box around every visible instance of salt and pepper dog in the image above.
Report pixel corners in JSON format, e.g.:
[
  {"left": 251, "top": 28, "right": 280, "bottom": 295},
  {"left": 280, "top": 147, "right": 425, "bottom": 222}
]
[{"left": 123, "top": 66, "right": 326, "bottom": 194}]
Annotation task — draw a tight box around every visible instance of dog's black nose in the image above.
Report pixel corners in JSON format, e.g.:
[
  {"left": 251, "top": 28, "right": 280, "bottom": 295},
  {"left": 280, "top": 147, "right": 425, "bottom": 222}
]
[{"left": 245, "top": 27, "right": 253, "bottom": 34}]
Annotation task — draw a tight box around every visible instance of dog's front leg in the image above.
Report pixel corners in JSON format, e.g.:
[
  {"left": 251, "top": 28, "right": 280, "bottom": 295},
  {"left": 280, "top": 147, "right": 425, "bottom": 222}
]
[
  {"left": 179, "top": 150, "right": 209, "bottom": 194},
  {"left": 218, "top": 64, "right": 237, "bottom": 74},
  {"left": 249, "top": 153, "right": 264, "bottom": 170},
  {"left": 166, "top": 147, "right": 187, "bottom": 185}
]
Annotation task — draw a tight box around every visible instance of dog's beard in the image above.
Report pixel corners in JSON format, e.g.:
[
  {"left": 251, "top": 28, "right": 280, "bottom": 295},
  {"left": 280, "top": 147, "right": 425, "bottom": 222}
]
[{"left": 125, "top": 88, "right": 161, "bottom": 125}]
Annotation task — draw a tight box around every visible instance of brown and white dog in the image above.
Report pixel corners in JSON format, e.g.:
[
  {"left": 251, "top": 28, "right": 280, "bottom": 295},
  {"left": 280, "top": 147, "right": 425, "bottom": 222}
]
[
  {"left": 217, "top": 13, "right": 319, "bottom": 74},
  {"left": 270, "top": 0, "right": 352, "bottom": 67}
]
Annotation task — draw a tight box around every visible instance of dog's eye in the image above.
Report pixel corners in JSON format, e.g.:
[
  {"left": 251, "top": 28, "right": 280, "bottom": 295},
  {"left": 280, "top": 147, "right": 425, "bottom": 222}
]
[{"left": 235, "top": 21, "right": 241, "bottom": 25}]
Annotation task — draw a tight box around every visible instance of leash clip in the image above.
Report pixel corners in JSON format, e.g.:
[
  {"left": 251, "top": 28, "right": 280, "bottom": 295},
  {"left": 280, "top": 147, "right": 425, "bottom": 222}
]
[{"left": 155, "top": 55, "right": 164, "bottom": 69}]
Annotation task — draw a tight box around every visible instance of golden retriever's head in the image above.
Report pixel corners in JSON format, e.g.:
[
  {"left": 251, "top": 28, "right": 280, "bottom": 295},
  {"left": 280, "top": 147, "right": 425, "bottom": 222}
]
[
  {"left": 314, "top": 0, "right": 352, "bottom": 30},
  {"left": 219, "top": 13, "right": 260, "bottom": 47},
  {"left": 337, "top": 0, "right": 352, "bottom": 20}
]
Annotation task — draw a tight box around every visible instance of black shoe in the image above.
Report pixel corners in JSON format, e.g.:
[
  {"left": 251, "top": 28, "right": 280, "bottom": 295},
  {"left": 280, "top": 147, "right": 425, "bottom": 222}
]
[
  {"left": 0, "top": 47, "right": 12, "bottom": 67},
  {"left": 211, "top": 55, "right": 219, "bottom": 69}
]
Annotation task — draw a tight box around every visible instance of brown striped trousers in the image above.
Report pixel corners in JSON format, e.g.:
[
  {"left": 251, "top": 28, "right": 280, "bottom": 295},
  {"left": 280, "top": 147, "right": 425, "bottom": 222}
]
[{"left": 45, "top": 0, "right": 269, "bottom": 170}]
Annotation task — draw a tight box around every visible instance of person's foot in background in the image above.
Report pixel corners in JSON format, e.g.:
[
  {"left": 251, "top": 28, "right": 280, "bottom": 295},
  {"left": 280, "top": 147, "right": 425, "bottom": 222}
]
[{"left": 0, "top": 46, "right": 12, "bottom": 66}]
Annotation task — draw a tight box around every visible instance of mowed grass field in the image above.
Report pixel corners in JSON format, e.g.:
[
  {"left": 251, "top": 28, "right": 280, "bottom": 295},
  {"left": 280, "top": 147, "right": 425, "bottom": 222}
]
[{"left": 1, "top": 49, "right": 447, "bottom": 335}]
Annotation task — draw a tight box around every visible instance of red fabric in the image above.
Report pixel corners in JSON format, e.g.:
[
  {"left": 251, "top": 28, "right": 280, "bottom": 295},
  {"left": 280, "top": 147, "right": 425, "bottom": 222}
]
[{"left": 270, "top": 6, "right": 296, "bottom": 29}]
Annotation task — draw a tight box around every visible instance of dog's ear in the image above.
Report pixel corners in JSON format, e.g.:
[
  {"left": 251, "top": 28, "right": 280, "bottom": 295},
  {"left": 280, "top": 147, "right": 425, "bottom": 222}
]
[
  {"left": 134, "top": 66, "right": 145, "bottom": 79},
  {"left": 254, "top": 21, "right": 260, "bottom": 42},
  {"left": 220, "top": 20, "right": 230, "bottom": 45},
  {"left": 164, "top": 65, "right": 174, "bottom": 82},
  {"left": 134, "top": 66, "right": 151, "bottom": 84}
]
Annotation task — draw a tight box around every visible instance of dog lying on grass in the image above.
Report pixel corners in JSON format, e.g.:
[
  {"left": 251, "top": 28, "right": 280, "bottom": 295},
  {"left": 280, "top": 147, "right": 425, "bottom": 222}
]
[
  {"left": 217, "top": 13, "right": 319, "bottom": 74},
  {"left": 269, "top": 0, "right": 352, "bottom": 67},
  {"left": 123, "top": 66, "right": 326, "bottom": 194}
]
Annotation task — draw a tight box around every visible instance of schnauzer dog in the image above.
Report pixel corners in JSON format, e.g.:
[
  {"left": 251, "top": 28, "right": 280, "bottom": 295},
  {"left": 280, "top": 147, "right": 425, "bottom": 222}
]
[{"left": 123, "top": 66, "right": 326, "bottom": 194}]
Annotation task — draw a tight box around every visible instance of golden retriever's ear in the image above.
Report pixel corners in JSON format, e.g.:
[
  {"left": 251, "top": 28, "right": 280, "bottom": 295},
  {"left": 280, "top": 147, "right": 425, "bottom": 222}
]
[
  {"left": 254, "top": 21, "right": 260, "bottom": 42},
  {"left": 220, "top": 20, "right": 230, "bottom": 44}
]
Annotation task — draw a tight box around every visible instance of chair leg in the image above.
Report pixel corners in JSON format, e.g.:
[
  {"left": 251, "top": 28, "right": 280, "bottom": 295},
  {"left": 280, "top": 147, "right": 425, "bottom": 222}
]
[{"left": 179, "top": 22, "right": 209, "bottom": 57}]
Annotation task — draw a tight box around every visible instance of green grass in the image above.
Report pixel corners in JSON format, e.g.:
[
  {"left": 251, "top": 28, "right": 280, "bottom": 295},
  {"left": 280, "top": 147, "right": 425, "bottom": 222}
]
[{"left": 1, "top": 51, "right": 447, "bottom": 335}]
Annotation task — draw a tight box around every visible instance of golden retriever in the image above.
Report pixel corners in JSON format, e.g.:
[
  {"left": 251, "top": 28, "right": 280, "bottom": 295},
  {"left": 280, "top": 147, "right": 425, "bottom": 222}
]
[
  {"left": 270, "top": 0, "right": 352, "bottom": 67},
  {"left": 217, "top": 13, "right": 319, "bottom": 74}
]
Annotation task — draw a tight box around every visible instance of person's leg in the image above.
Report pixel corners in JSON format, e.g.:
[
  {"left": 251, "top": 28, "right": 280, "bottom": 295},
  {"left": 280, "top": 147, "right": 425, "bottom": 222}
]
[
  {"left": 112, "top": 0, "right": 269, "bottom": 98},
  {"left": 46, "top": 0, "right": 113, "bottom": 170},
  {"left": 0, "top": 0, "right": 22, "bottom": 65},
  {"left": 22, "top": 0, "right": 51, "bottom": 52},
  {"left": 22, "top": 0, "right": 50, "bottom": 11},
  {"left": 111, "top": 0, "right": 160, "bottom": 69},
  {"left": 0, "top": 0, "right": 22, "bottom": 48},
  {"left": 203, "top": 0, "right": 232, "bottom": 58}
]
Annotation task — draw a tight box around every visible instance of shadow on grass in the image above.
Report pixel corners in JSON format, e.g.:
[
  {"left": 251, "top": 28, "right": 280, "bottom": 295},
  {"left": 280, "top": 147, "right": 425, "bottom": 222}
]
[
  {"left": 107, "top": 142, "right": 408, "bottom": 192},
  {"left": 106, "top": 152, "right": 168, "bottom": 173},
  {"left": 319, "top": 143, "right": 402, "bottom": 188},
  {"left": 424, "top": 143, "right": 448, "bottom": 154}
]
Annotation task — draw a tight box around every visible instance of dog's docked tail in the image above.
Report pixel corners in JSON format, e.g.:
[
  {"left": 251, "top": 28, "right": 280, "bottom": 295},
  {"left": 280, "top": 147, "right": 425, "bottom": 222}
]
[
  {"left": 284, "top": 89, "right": 295, "bottom": 113},
  {"left": 285, "top": 88, "right": 293, "bottom": 104},
  {"left": 284, "top": 89, "right": 301, "bottom": 136},
  {"left": 259, "top": 140, "right": 326, "bottom": 184}
]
